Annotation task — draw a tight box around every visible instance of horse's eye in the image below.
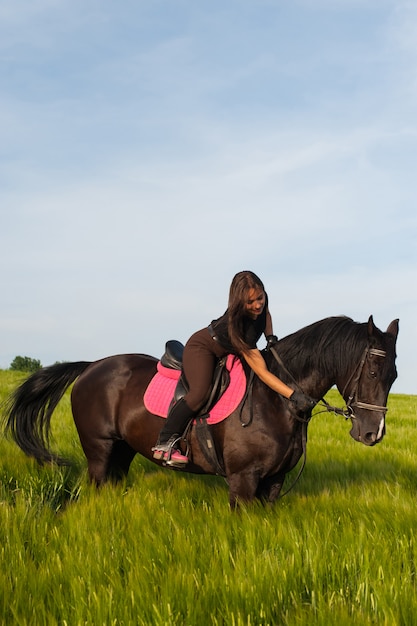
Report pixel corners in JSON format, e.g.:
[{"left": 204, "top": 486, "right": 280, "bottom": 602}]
[{"left": 369, "top": 370, "right": 377, "bottom": 378}]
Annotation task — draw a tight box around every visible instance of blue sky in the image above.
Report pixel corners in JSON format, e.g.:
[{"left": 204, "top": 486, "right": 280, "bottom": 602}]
[{"left": 1, "top": 0, "right": 416, "bottom": 394}]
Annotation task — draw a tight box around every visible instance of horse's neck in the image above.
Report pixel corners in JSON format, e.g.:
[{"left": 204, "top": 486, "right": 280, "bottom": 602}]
[
  {"left": 269, "top": 335, "right": 352, "bottom": 399},
  {"left": 266, "top": 350, "right": 327, "bottom": 399}
]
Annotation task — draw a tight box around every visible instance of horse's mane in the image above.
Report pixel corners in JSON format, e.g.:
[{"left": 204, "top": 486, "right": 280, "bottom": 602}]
[{"left": 274, "top": 316, "right": 371, "bottom": 380}]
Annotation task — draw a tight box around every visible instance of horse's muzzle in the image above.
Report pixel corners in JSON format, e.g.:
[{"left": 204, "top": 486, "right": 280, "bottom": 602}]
[{"left": 349, "top": 415, "right": 385, "bottom": 446}]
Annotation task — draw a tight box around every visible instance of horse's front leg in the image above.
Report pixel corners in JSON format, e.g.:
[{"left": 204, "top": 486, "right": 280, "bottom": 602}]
[
  {"left": 256, "top": 472, "right": 286, "bottom": 504},
  {"left": 227, "top": 470, "right": 260, "bottom": 509}
]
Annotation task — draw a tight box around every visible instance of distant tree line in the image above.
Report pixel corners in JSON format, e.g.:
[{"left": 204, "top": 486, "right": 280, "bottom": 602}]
[{"left": 9, "top": 356, "right": 42, "bottom": 373}]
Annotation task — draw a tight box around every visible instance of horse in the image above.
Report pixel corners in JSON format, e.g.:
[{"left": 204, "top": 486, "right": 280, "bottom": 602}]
[{"left": 3, "top": 315, "right": 399, "bottom": 508}]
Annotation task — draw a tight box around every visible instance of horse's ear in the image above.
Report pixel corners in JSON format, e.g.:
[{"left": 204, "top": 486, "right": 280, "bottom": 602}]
[
  {"left": 367, "top": 315, "right": 375, "bottom": 336},
  {"left": 386, "top": 319, "right": 399, "bottom": 340}
]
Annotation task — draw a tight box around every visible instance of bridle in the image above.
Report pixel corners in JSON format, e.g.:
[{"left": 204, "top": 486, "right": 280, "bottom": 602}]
[
  {"left": 264, "top": 342, "right": 389, "bottom": 499},
  {"left": 267, "top": 343, "right": 389, "bottom": 420},
  {"left": 339, "top": 346, "right": 389, "bottom": 418}
]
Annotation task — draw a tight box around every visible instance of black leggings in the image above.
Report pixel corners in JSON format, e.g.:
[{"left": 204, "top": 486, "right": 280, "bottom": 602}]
[{"left": 181, "top": 327, "right": 228, "bottom": 412}]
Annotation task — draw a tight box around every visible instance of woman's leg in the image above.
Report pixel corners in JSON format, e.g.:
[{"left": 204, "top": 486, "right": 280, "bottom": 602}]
[
  {"left": 155, "top": 397, "right": 196, "bottom": 447},
  {"left": 182, "top": 335, "right": 218, "bottom": 412},
  {"left": 153, "top": 329, "right": 218, "bottom": 463}
]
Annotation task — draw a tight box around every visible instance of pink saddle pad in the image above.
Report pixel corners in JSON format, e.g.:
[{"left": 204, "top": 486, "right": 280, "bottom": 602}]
[{"left": 144, "top": 354, "right": 246, "bottom": 424}]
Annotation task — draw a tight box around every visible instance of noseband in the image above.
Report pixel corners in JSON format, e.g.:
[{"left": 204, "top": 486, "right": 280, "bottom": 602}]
[{"left": 342, "top": 347, "right": 389, "bottom": 418}]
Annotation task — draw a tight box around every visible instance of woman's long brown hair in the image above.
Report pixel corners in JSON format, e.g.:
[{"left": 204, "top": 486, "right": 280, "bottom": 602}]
[{"left": 227, "top": 271, "right": 265, "bottom": 354}]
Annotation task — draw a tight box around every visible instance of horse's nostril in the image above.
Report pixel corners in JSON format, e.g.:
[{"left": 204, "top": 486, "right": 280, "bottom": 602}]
[{"left": 364, "top": 432, "right": 377, "bottom": 444}]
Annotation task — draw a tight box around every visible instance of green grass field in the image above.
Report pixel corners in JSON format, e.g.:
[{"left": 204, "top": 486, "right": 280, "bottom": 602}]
[{"left": 1, "top": 369, "right": 417, "bottom": 625}]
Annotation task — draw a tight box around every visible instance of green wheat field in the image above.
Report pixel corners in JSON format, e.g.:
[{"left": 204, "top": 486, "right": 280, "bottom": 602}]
[{"left": 1, "top": 368, "right": 417, "bottom": 626}]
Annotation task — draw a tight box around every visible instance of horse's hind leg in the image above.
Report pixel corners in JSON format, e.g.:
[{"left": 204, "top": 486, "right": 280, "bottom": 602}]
[
  {"left": 107, "top": 440, "right": 136, "bottom": 482},
  {"left": 82, "top": 439, "right": 135, "bottom": 485},
  {"left": 82, "top": 439, "right": 114, "bottom": 485}
]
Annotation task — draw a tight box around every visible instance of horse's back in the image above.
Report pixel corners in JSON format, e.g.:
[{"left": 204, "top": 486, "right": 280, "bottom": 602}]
[
  {"left": 71, "top": 353, "right": 158, "bottom": 429},
  {"left": 73, "top": 353, "right": 156, "bottom": 390}
]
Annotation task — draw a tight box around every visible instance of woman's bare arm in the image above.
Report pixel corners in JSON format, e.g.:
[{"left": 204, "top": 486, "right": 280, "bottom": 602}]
[{"left": 242, "top": 348, "right": 293, "bottom": 398}]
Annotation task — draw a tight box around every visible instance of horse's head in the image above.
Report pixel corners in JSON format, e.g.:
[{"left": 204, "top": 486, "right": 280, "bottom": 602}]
[{"left": 341, "top": 316, "right": 399, "bottom": 446}]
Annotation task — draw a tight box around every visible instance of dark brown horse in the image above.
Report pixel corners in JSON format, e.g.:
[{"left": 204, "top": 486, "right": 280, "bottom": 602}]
[{"left": 3, "top": 315, "right": 398, "bottom": 508}]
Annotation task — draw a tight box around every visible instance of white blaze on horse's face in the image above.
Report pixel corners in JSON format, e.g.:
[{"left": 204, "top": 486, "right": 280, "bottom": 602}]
[{"left": 377, "top": 417, "right": 385, "bottom": 441}]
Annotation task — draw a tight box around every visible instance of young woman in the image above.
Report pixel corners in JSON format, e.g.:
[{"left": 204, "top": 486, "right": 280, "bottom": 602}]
[{"left": 153, "top": 270, "right": 316, "bottom": 464}]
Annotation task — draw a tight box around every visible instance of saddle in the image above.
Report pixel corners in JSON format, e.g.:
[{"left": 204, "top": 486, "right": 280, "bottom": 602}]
[
  {"left": 161, "top": 340, "right": 231, "bottom": 411},
  {"left": 144, "top": 341, "right": 247, "bottom": 475}
]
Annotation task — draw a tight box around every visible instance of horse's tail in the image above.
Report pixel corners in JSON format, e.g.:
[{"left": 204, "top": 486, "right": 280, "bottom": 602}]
[{"left": 3, "top": 361, "right": 91, "bottom": 465}]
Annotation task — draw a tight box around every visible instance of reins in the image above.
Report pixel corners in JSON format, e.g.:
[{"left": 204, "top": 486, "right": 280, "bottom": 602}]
[
  {"left": 267, "top": 344, "right": 313, "bottom": 498},
  {"left": 238, "top": 352, "right": 309, "bottom": 498},
  {"left": 239, "top": 369, "right": 255, "bottom": 427}
]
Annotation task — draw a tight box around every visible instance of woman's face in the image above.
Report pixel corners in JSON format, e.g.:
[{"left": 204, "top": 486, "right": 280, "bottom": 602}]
[{"left": 245, "top": 287, "right": 266, "bottom": 319}]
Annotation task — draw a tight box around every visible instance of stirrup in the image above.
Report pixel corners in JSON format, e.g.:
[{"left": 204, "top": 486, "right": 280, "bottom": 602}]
[{"left": 152, "top": 435, "right": 188, "bottom": 466}]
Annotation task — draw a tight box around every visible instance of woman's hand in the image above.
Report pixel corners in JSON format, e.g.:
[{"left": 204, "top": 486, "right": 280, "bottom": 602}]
[{"left": 289, "top": 391, "right": 317, "bottom": 413}]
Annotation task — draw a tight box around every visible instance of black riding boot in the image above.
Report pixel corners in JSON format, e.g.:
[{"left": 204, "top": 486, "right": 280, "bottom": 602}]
[
  {"left": 152, "top": 398, "right": 196, "bottom": 464},
  {"left": 157, "top": 398, "right": 196, "bottom": 444}
]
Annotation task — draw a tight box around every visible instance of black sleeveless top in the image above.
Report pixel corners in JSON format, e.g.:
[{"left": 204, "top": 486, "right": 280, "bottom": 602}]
[{"left": 210, "top": 294, "right": 268, "bottom": 354}]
